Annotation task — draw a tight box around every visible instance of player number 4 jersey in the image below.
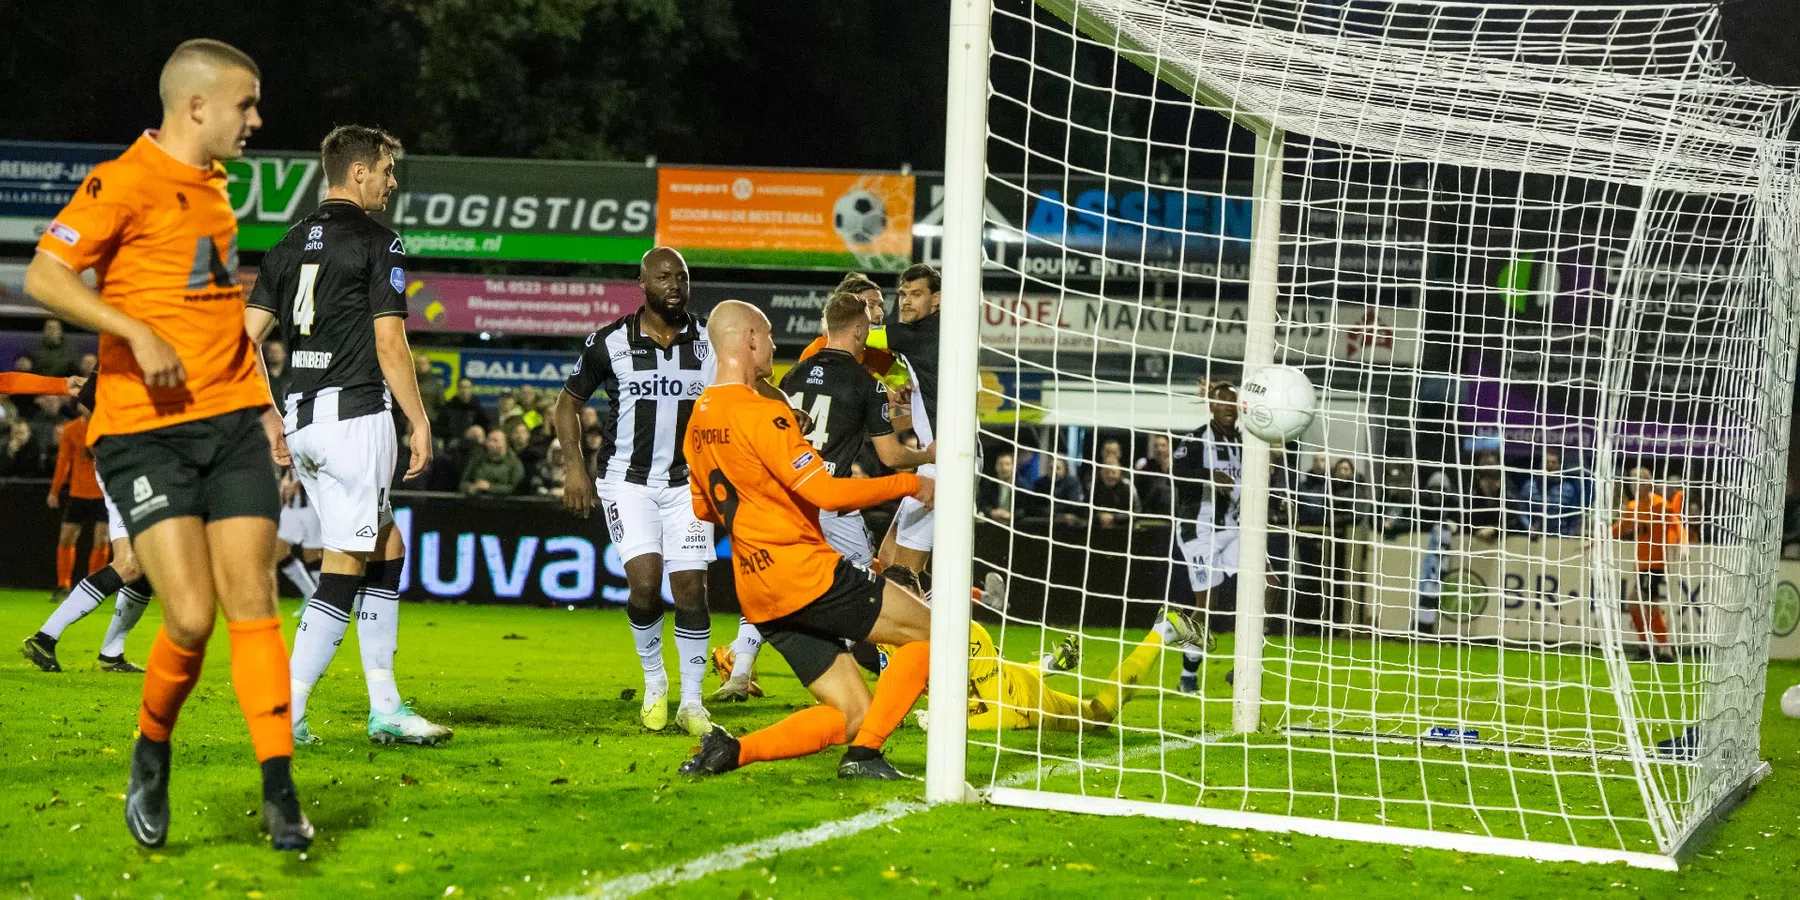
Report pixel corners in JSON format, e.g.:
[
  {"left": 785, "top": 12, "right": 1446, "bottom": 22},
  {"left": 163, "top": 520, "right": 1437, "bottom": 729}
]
[
  {"left": 247, "top": 200, "right": 409, "bottom": 430},
  {"left": 777, "top": 348, "right": 893, "bottom": 476}
]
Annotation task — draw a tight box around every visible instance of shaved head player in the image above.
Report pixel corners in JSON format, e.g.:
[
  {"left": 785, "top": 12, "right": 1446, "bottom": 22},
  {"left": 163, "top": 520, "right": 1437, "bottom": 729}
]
[
  {"left": 25, "top": 39, "right": 311, "bottom": 851},
  {"left": 679, "top": 301, "right": 936, "bottom": 781}
]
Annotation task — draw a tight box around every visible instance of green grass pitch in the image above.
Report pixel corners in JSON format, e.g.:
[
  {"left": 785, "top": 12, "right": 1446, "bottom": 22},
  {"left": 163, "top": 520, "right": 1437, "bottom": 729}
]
[{"left": 2, "top": 589, "right": 1797, "bottom": 898}]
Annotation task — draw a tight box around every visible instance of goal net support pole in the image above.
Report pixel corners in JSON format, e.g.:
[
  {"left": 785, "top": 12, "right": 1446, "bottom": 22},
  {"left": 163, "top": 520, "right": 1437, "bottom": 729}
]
[
  {"left": 1231, "top": 126, "right": 1285, "bottom": 735},
  {"left": 924, "top": 0, "right": 991, "bottom": 806}
]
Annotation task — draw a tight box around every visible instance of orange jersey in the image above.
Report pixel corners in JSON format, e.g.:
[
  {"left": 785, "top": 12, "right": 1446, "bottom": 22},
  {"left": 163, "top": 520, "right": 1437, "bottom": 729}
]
[
  {"left": 0, "top": 373, "right": 70, "bottom": 396},
  {"left": 685, "top": 382, "right": 919, "bottom": 622},
  {"left": 51, "top": 416, "right": 103, "bottom": 500},
  {"left": 1614, "top": 492, "right": 1685, "bottom": 570},
  {"left": 798, "top": 335, "right": 897, "bottom": 381},
  {"left": 35, "top": 132, "right": 269, "bottom": 443}
]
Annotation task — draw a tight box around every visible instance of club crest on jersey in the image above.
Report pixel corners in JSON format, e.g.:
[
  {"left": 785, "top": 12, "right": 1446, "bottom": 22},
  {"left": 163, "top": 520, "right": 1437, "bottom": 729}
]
[
  {"left": 47, "top": 222, "right": 79, "bottom": 246},
  {"left": 693, "top": 340, "right": 710, "bottom": 361},
  {"left": 791, "top": 450, "right": 815, "bottom": 471},
  {"left": 390, "top": 267, "right": 406, "bottom": 293},
  {"left": 389, "top": 237, "right": 405, "bottom": 254}
]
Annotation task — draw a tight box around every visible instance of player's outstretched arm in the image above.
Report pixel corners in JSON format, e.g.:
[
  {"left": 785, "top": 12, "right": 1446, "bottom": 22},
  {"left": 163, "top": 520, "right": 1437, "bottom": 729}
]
[
  {"left": 551, "top": 390, "right": 595, "bottom": 517},
  {"left": 0, "top": 372, "right": 78, "bottom": 396},
  {"left": 747, "top": 405, "right": 928, "bottom": 513},
  {"left": 26, "top": 254, "right": 185, "bottom": 387},
  {"left": 872, "top": 432, "right": 935, "bottom": 471},
  {"left": 373, "top": 316, "right": 433, "bottom": 480}
]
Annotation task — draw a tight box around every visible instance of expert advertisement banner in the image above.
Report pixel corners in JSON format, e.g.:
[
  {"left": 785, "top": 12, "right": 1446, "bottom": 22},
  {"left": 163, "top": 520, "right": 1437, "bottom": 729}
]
[{"left": 657, "top": 167, "right": 914, "bottom": 272}]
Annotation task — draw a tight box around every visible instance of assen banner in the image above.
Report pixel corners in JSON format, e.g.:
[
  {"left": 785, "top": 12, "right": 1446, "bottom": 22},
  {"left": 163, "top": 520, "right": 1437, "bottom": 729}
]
[{"left": 656, "top": 167, "right": 915, "bottom": 272}]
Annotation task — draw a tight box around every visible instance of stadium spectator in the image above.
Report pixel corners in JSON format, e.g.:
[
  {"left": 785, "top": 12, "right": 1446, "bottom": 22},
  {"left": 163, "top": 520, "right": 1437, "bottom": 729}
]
[
  {"left": 1462, "top": 462, "right": 1507, "bottom": 541},
  {"left": 462, "top": 428, "right": 524, "bottom": 496},
  {"left": 1325, "top": 458, "right": 1376, "bottom": 532},
  {"left": 579, "top": 405, "right": 600, "bottom": 432},
  {"left": 508, "top": 421, "right": 542, "bottom": 494},
  {"left": 1090, "top": 461, "right": 1137, "bottom": 527},
  {"left": 414, "top": 354, "right": 445, "bottom": 422},
  {"left": 1518, "top": 449, "right": 1589, "bottom": 537},
  {"left": 495, "top": 393, "right": 521, "bottom": 430},
  {"left": 77, "top": 353, "right": 97, "bottom": 377},
  {"left": 11, "top": 356, "right": 33, "bottom": 372},
  {"left": 980, "top": 451, "right": 1018, "bottom": 522},
  {"left": 515, "top": 385, "right": 546, "bottom": 431},
  {"left": 1378, "top": 462, "right": 1417, "bottom": 539},
  {"left": 581, "top": 426, "right": 605, "bottom": 475},
  {"left": 1134, "top": 433, "right": 1174, "bottom": 519},
  {"left": 1295, "top": 456, "right": 1332, "bottom": 529},
  {"left": 1036, "top": 456, "right": 1086, "bottom": 526},
  {"left": 1, "top": 420, "right": 44, "bottom": 477},
  {"left": 435, "top": 378, "right": 490, "bottom": 442},
  {"left": 532, "top": 441, "right": 568, "bottom": 497},
  {"left": 29, "top": 319, "right": 80, "bottom": 377}
]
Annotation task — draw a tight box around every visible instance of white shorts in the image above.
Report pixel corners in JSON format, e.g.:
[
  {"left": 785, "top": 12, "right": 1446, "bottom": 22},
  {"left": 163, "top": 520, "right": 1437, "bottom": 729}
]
[
  {"left": 98, "top": 481, "right": 128, "bottom": 544},
  {"left": 596, "top": 479, "right": 714, "bottom": 573},
  {"left": 1179, "top": 525, "right": 1241, "bottom": 592},
  {"left": 819, "top": 509, "right": 873, "bottom": 568},
  {"left": 893, "top": 462, "right": 936, "bottom": 552},
  {"left": 286, "top": 411, "right": 397, "bottom": 554},
  {"left": 278, "top": 500, "right": 323, "bottom": 550}
]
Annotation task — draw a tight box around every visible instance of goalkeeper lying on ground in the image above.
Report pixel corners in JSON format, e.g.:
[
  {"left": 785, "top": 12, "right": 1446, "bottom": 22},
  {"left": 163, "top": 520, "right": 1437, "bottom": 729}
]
[{"left": 898, "top": 577, "right": 1205, "bottom": 732}]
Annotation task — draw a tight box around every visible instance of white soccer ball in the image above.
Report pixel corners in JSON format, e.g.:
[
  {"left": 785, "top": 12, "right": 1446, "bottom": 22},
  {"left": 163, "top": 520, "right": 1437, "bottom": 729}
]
[
  {"left": 832, "top": 189, "right": 888, "bottom": 246},
  {"left": 1782, "top": 684, "right": 1800, "bottom": 719},
  {"left": 1238, "top": 365, "right": 1318, "bottom": 443}
]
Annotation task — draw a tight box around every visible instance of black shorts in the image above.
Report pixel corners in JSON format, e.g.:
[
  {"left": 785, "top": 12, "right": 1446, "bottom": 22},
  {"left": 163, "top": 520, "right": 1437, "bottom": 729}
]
[
  {"left": 760, "top": 558, "right": 886, "bottom": 687},
  {"left": 60, "top": 495, "right": 106, "bottom": 528},
  {"left": 1636, "top": 570, "right": 1666, "bottom": 603},
  {"left": 93, "top": 407, "right": 280, "bottom": 540}
]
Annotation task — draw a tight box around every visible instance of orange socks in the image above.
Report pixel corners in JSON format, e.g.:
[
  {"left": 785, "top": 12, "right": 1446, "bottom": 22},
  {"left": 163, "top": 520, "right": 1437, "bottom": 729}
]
[
  {"left": 139, "top": 627, "right": 206, "bottom": 742},
  {"left": 56, "top": 545, "right": 76, "bottom": 589},
  {"left": 87, "top": 543, "right": 110, "bottom": 578},
  {"left": 227, "top": 618, "right": 294, "bottom": 763},
  {"left": 851, "top": 640, "right": 930, "bottom": 751},
  {"left": 737, "top": 705, "right": 848, "bottom": 767},
  {"left": 1628, "top": 605, "right": 1671, "bottom": 645}
]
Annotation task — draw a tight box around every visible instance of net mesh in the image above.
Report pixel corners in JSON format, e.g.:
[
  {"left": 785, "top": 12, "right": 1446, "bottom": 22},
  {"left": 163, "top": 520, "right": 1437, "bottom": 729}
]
[{"left": 963, "top": 0, "right": 1800, "bottom": 860}]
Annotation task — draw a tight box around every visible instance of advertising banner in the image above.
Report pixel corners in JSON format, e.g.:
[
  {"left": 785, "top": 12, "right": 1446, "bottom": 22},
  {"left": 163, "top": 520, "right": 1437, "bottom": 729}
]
[
  {"left": 690, "top": 281, "right": 836, "bottom": 345},
  {"left": 414, "top": 347, "right": 582, "bottom": 401},
  {"left": 0, "top": 142, "right": 657, "bottom": 265},
  {"left": 0, "top": 142, "right": 113, "bottom": 243},
  {"left": 402, "top": 273, "right": 643, "bottom": 337},
  {"left": 979, "top": 294, "right": 1423, "bottom": 365},
  {"left": 657, "top": 167, "right": 914, "bottom": 272},
  {"left": 230, "top": 152, "right": 658, "bottom": 262}
]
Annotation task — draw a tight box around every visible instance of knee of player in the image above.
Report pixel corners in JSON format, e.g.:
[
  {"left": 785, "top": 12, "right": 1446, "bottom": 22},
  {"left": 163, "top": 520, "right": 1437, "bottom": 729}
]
[
  {"left": 836, "top": 696, "right": 871, "bottom": 738},
  {"left": 112, "top": 555, "right": 144, "bottom": 583},
  {"left": 161, "top": 605, "right": 216, "bottom": 648}
]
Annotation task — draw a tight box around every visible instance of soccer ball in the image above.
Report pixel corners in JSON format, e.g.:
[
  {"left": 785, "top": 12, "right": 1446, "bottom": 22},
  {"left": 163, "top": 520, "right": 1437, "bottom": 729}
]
[
  {"left": 1238, "top": 365, "right": 1317, "bottom": 443},
  {"left": 833, "top": 189, "right": 888, "bottom": 246},
  {"left": 1783, "top": 684, "right": 1800, "bottom": 719}
]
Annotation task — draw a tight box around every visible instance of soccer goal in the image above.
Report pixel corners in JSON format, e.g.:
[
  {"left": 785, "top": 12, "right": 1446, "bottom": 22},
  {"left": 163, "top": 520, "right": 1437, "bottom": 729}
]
[{"left": 926, "top": 0, "right": 1800, "bottom": 870}]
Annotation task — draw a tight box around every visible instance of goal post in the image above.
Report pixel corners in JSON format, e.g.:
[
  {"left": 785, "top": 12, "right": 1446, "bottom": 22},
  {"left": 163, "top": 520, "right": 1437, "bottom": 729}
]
[
  {"left": 931, "top": 0, "right": 1800, "bottom": 869},
  {"left": 924, "top": 0, "right": 992, "bottom": 806}
]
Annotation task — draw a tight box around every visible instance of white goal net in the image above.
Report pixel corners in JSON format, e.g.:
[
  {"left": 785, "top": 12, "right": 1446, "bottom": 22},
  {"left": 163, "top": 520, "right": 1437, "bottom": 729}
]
[{"left": 928, "top": 0, "right": 1800, "bottom": 869}]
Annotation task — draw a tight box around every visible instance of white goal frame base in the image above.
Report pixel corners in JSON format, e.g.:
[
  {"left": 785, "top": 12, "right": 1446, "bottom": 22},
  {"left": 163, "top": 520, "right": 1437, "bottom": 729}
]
[{"left": 984, "top": 762, "right": 1768, "bottom": 872}]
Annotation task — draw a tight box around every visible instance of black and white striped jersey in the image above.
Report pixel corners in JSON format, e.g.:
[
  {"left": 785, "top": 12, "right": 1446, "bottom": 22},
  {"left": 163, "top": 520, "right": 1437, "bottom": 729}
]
[
  {"left": 563, "top": 311, "right": 715, "bottom": 488},
  {"left": 247, "top": 200, "right": 407, "bottom": 430},
  {"left": 1172, "top": 423, "right": 1243, "bottom": 528}
]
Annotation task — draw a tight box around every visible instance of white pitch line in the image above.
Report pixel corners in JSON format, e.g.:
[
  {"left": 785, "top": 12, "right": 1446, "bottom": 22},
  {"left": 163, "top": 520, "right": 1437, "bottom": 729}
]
[{"left": 572, "top": 734, "right": 1210, "bottom": 900}]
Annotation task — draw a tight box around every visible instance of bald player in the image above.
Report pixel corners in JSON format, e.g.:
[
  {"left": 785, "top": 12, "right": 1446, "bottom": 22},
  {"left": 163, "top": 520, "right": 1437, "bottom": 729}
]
[
  {"left": 679, "top": 301, "right": 935, "bottom": 781},
  {"left": 25, "top": 39, "right": 311, "bottom": 851}
]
